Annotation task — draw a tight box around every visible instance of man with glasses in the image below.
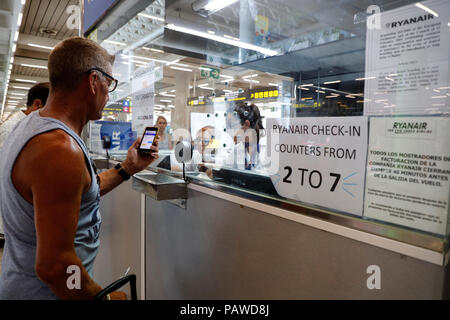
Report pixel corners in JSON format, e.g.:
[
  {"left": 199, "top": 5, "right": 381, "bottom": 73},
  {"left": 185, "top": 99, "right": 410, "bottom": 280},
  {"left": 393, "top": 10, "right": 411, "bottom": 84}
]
[{"left": 0, "top": 37, "right": 158, "bottom": 300}]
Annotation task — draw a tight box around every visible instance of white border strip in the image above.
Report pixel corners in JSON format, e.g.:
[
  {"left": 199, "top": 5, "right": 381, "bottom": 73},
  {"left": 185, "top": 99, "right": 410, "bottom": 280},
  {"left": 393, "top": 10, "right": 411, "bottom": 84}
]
[
  {"left": 140, "top": 193, "right": 146, "bottom": 300},
  {"left": 188, "top": 184, "right": 444, "bottom": 266}
]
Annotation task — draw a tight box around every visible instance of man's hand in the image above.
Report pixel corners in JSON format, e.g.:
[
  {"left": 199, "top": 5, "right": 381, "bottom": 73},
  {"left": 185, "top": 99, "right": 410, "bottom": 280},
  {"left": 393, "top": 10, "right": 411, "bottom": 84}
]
[
  {"left": 108, "top": 291, "right": 127, "bottom": 300},
  {"left": 121, "top": 137, "right": 159, "bottom": 176}
]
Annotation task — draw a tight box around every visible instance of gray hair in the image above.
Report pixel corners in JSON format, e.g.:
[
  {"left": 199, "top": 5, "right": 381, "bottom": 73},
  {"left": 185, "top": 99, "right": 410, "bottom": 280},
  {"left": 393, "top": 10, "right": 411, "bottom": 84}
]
[{"left": 48, "top": 36, "right": 115, "bottom": 90}]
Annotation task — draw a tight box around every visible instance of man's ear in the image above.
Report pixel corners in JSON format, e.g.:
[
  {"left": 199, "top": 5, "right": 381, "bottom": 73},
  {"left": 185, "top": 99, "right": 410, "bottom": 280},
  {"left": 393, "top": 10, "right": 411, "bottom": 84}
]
[
  {"left": 31, "top": 99, "right": 43, "bottom": 110},
  {"left": 88, "top": 72, "right": 97, "bottom": 95}
]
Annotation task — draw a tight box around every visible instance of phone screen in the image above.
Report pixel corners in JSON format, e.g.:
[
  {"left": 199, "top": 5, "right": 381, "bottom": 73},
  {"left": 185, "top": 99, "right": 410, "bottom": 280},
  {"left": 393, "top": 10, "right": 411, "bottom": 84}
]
[{"left": 140, "top": 129, "right": 157, "bottom": 150}]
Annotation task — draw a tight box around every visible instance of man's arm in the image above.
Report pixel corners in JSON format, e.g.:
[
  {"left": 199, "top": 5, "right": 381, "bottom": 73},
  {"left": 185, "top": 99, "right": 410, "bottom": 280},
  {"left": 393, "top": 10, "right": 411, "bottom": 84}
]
[
  {"left": 11, "top": 130, "right": 106, "bottom": 299},
  {"left": 97, "top": 137, "right": 158, "bottom": 196}
]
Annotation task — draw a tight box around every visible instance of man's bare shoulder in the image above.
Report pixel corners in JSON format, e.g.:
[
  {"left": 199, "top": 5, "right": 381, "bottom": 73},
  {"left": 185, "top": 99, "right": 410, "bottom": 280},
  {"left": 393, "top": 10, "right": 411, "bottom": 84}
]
[
  {"left": 25, "top": 129, "right": 84, "bottom": 162},
  {"left": 15, "top": 129, "right": 88, "bottom": 184}
]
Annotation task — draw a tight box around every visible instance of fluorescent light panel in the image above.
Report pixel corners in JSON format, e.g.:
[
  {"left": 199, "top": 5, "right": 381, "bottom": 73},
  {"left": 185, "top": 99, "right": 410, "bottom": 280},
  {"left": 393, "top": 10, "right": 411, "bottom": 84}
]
[
  {"left": 204, "top": 0, "right": 238, "bottom": 12},
  {"left": 166, "top": 24, "right": 277, "bottom": 56},
  {"left": 28, "top": 43, "right": 54, "bottom": 50},
  {"left": 323, "top": 80, "right": 341, "bottom": 85},
  {"left": 170, "top": 66, "right": 192, "bottom": 72},
  {"left": 415, "top": 3, "right": 439, "bottom": 17},
  {"left": 138, "top": 13, "right": 164, "bottom": 22},
  {"left": 21, "top": 63, "right": 47, "bottom": 69}
]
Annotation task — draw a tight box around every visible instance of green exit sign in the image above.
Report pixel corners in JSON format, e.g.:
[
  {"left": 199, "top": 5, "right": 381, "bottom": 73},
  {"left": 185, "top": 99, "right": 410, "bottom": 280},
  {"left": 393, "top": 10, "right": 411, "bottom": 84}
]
[{"left": 200, "top": 65, "right": 220, "bottom": 79}]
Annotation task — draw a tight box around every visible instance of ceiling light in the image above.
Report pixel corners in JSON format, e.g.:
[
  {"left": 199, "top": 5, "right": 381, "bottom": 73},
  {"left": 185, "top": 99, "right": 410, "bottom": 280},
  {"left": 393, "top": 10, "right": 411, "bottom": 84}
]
[
  {"left": 345, "top": 95, "right": 356, "bottom": 98},
  {"left": 268, "top": 83, "right": 278, "bottom": 86},
  {"left": 326, "top": 95, "right": 338, "bottom": 98},
  {"left": 138, "top": 13, "right": 165, "bottom": 22},
  {"left": 166, "top": 59, "right": 180, "bottom": 66},
  {"left": 12, "top": 44, "right": 16, "bottom": 53},
  {"left": 300, "top": 83, "right": 314, "bottom": 87},
  {"left": 243, "top": 79, "right": 260, "bottom": 83},
  {"left": 27, "top": 43, "right": 54, "bottom": 50},
  {"left": 12, "top": 86, "right": 31, "bottom": 90},
  {"left": 415, "top": 3, "right": 438, "bottom": 17},
  {"left": 143, "top": 47, "right": 164, "bottom": 53},
  {"left": 9, "top": 93, "right": 26, "bottom": 96},
  {"left": 203, "top": 0, "right": 238, "bottom": 13},
  {"left": 104, "top": 40, "right": 126, "bottom": 46},
  {"left": 220, "top": 79, "right": 233, "bottom": 83},
  {"left": 207, "top": 30, "right": 215, "bottom": 34},
  {"left": 323, "top": 80, "right": 341, "bottom": 84},
  {"left": 170, "top": 66, "right": 193, "bottom": 72},
  {"left": 300, "top": 87, "right": 309, "bottom": 91},
  {"left": 21, "top": 63, "right": 47, "bottom": 69},
  {"left": 17, "top": 13, "right": 23, "bottom": 26},
  {"left": 160, "top": 99, "right": 173, "bottom": 103},
  {"left": 431, "top": 96, "right": 447, "bottom": 99},
  {"left": 14, "top": 31, "right": 19, "bottom": 41},
  {"left": 243, "top": 74, "right": 258, "bottom": 78},
  {"left": 356, "top": 76, "right": 376, "bottom": 81},
  {"left": 224, "top": 34, "right": 240, "bottom": 41},
  {"left": 316, "top": 90, "right": 326, "bottom": 94},
  {"left": 166, "top": 24, "right": 277, "bottom": 56},
  {"left": 161, "top": 93, "right": 176, "bottom": 97}
]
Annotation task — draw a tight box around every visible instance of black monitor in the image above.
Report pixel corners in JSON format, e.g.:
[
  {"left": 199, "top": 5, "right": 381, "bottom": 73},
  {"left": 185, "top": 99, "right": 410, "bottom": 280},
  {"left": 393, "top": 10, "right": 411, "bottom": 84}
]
[{"left": 211, "top": 167, "right": 279, "bottom": 196}]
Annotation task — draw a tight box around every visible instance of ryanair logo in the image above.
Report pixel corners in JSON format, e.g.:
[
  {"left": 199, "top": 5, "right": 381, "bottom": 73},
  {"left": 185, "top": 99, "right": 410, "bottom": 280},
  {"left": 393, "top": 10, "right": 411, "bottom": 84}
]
[{"left": 386, "top": 14, "right": 435, "bottom": 28}]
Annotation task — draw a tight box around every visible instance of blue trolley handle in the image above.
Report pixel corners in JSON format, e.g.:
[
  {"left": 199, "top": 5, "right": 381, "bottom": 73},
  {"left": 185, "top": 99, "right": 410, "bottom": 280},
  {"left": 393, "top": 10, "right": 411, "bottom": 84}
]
[{"left": 94, "top": 274, "right": 137, "bottom": 300}]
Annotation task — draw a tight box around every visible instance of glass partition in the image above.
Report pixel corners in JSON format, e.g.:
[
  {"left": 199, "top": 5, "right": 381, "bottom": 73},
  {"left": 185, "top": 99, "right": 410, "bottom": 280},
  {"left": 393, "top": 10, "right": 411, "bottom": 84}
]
[{"left": 85, "top": 0, "right": 450, "bottom": 241}]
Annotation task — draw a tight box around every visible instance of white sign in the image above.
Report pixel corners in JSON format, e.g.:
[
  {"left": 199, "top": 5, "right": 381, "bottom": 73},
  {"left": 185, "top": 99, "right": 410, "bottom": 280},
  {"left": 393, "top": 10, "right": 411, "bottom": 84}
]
[
  {"left": 364, "top": 0, "right": 450, "bottom": 115},
  {"left": 267, "top": 117, "right": 368, "bottom": 216},
  {"left": 364, "top": 117, "right": 450, "bottom": 235},
  {"left": 131, "top": 64, "right": 161, "bottom": 135}
]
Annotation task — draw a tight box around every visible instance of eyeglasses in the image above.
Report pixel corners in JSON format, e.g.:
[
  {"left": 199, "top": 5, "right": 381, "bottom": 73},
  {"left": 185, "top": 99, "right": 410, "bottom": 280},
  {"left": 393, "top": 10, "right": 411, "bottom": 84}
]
[{"left": 86, "top": 67, "right": 118, "bottom": 92}]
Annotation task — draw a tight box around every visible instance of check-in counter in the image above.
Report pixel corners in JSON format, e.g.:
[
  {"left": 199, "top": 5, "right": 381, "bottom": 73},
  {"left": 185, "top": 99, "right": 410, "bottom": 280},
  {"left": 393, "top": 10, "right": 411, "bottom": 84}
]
[{"left": 93, "top": 156, "right": 450, "bottom": 299}]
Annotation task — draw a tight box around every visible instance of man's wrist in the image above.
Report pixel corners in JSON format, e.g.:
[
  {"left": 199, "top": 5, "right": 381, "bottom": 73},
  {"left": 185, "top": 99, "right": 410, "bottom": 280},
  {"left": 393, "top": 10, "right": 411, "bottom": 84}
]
[
  {"left": 120, "top": 160, "right": 137, "bottom": 176},
  {"left": 114, "top": 163, "right": 131, "bottom": 181}
]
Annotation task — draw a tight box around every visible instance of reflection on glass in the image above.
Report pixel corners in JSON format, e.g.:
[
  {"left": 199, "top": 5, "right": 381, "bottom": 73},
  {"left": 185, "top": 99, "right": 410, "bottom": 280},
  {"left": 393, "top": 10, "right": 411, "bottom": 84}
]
[{"left": 86, "top": 0, "right": 450, "bottom": 237}]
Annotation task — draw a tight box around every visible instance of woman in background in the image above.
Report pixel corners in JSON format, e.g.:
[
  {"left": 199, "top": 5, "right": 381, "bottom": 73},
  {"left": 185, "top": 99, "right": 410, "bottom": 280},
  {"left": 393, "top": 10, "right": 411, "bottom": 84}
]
[{"left": 155, "top": 115, "right": 172, "bottom": 150}]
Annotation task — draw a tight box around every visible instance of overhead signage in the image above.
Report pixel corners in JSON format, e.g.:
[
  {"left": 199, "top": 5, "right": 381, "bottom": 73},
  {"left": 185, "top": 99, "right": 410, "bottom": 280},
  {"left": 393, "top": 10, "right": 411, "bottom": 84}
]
[
  {"left": 200, "top": 65, "right": 220, "bottom": 79},
  {"left": 267, "top": 117, "right": 368, "bottom": 216},
  {"left": 83, "top": 0, "right": 119, "bottom": 34},
  {"left": 249, "top": 87, "right": 278, "bottom": 100},
  {"left": 363, "top": 0, "right": 450, "bottom": 115},
  {"left": 187, "top": 86, "right": 279, "bottom": 106},
  {"left": 364, "top": 116, "right": 450, "bottom": 235}
]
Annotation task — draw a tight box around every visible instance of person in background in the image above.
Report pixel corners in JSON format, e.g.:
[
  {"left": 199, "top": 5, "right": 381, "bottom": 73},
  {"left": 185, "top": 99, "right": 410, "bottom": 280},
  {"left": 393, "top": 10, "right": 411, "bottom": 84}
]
[
  {"left": 0, "top": 82, "right": 50, "bottom": 244},
  {"left": 0, "top": 82, "right": 50, "bottom": 149},
  {"left": 155, "top": 115, "right": 172, "bottom": 150},
  {"left": 0, "top": 37, "right": 158, "bottom": 300},
  {"left": 226, "top": 102, "right": 265, "bottom": 170}
]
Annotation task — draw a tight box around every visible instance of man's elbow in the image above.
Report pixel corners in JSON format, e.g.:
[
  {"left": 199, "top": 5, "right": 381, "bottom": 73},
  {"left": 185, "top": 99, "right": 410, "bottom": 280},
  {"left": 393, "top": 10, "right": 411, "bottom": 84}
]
[{"left": 35, "top": 260, "right": 68, "bottom": 286}]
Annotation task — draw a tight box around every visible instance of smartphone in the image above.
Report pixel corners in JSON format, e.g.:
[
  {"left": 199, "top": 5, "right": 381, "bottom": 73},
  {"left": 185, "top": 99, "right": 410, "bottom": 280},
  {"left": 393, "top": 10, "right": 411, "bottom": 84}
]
[{"left": 138, "top": 126, "right": 159, "bottom": 154}]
